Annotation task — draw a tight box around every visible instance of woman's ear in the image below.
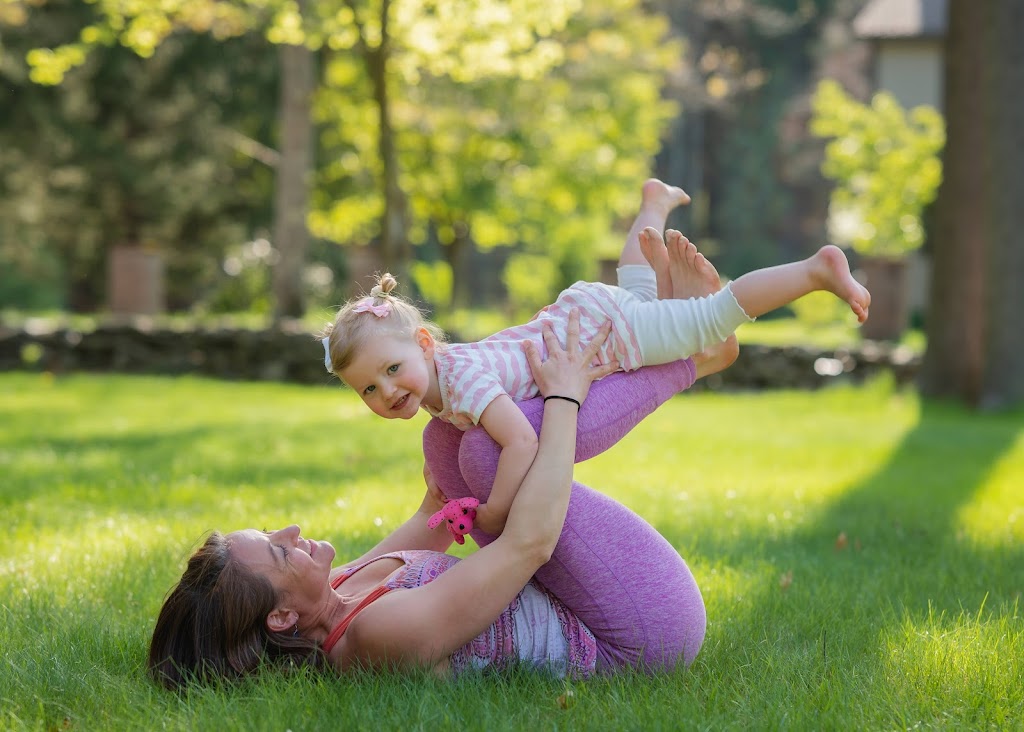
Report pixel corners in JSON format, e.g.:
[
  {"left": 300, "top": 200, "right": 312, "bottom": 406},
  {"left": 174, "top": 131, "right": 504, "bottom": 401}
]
[
  {"left": 415, "top": 327, "right": 435, "bottom": 359},
  {"left": 266, "top": 607, "right": 298, "bottom": 634}
]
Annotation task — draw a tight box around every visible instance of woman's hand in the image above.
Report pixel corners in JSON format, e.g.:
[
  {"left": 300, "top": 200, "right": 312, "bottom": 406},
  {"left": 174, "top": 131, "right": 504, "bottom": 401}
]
[
  {"left": 421, "top": 463, "right": 448, "bottom": 515},
  {"left": 522, "top": 308, "right": 619, "bottom": 405}
]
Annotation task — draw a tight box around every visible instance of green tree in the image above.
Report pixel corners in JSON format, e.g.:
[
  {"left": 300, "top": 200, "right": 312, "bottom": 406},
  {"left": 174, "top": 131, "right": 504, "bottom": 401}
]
[
  {"left": 18, "top": 0, "right": 597, "bottom": 313},
  {"left": 651, "top": 0, "right": 860, "bottom": 275},
  {"left": 314, "top": 0, "right": 593, "bottom": 282},
  {"left": 0, "top": 0, "right": 276, "bottom": 311},
  {"left": 14, "top": 0, "right": 678, "bottom": 317},
  {"left": 810, "top": 79, "right": 944, "bottom": 258},
  {"left": 314, "top": 0, "right": 677, "bottom": 308}
]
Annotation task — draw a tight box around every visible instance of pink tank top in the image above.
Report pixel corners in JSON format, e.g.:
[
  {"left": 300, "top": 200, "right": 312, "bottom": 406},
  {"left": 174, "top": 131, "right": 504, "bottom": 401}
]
[{"left": 322, "top": 550, "right": 597, "bottom": 677}]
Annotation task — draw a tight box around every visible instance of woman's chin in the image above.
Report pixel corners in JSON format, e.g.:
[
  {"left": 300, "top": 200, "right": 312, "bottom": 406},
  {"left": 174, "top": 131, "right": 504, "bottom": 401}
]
[{"left": 321, "top": 541, "right": 337, "bottom": 562}]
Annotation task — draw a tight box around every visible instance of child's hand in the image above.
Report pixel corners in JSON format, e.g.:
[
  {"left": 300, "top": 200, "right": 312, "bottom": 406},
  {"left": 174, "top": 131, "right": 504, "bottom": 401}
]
[{"left": 473, "top": 502, "right": 507, "bottom": 537}]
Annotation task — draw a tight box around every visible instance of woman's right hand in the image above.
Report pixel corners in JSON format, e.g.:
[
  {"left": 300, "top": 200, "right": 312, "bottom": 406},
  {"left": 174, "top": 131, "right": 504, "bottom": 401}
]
[
  {"left": 421, "top": 463, "right": 448, "bottom": 514},
  {"left": 522, "top": 308, "right": 619, "bottom": 405}
]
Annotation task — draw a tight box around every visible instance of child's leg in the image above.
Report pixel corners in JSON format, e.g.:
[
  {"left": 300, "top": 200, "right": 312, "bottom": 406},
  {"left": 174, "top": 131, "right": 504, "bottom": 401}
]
[
  {"left": 728, "top": 242, "right": 871, "bottom": 323},
  {"left": 614, "top": 282, "right": 753, "bottom": 364},
  {"left": 618, "top": 179, "right": 690, "bottom": 300},
  {"left": 617, "top": 230, "right": 874, "bottom": 364},
  {"left": 423, "top": 362, "right": 707, "bottom": 670}
]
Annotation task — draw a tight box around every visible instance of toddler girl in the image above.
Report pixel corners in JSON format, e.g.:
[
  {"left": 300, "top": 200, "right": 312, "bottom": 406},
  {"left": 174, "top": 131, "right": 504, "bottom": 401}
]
[{"left": 322, "top": 183, "right": 870, "bottom": 535}]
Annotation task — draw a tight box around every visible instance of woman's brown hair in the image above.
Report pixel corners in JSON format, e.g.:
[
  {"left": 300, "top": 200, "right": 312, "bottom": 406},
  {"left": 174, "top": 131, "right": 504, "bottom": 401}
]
[{"left": 148, "top": 532, "right": 328, "bottom": 690}]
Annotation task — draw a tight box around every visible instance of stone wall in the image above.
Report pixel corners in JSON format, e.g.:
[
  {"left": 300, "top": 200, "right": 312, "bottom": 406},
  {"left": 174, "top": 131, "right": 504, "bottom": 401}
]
[{"left": 0, "top": 323, "right": 921, "bottom": 390}]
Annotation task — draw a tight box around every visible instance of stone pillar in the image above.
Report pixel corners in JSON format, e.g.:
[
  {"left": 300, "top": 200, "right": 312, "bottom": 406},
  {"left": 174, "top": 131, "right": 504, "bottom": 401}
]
[
  {"left": 108, "top": 246, "right": 165, "bottom": 315},
  {"left": 859, "top": 256, "right": 909, "bottom": 341}
]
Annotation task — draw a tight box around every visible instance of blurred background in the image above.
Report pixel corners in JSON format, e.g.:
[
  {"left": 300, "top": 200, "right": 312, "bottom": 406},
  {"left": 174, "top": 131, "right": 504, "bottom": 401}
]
[{"left": 1, "top": 0, "right": 1020, "bottom": 407}]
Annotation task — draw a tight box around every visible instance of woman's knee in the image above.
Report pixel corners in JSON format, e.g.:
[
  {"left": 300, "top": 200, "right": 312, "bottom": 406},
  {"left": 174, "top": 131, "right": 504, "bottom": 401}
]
[
  {"left": 644, "top": 585, "right": 707, "bottom": 669},
  {"left": 423, "top": 419, "right": 470, "bottom": 499}
]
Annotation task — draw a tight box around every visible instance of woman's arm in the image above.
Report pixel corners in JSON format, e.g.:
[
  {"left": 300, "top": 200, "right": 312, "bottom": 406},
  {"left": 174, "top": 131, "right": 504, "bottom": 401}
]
[
  {"left": 332, "top": 465, "right": 453, "bottom": 577},
  {"left": 342, "top": 312, "right": 617, "bottom": 668}
]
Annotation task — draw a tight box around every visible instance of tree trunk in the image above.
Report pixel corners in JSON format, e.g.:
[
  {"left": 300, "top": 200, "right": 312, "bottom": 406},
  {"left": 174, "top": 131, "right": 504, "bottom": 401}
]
[
  {"left": 919, "top": 0, "right": 1024, "bottom": 409},
  {"left": 918, "top": 0, "right": 988, "bottom": 403},
  {"left": 368, "top": 0, "right": 409, "bottom": 279},
  {"left": 448, "top": 223, "right": 472, "bottom": 310},
  {"left": 271, "top": 34, "right": 314, "bottom": 321},
  {"left": 979, "top": 0, "right": 1024, "bottom": 409}
]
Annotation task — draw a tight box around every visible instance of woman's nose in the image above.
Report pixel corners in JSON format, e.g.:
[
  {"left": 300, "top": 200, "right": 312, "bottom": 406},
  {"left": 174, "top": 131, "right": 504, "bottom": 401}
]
[{"left": 272, "top": 525, "right": 301, "bottom": 541}]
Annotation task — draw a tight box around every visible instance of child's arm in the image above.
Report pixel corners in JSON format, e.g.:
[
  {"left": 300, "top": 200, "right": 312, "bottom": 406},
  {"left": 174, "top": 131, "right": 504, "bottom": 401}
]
[{"left": 473, "top": 394, "right": 540, "bottom": 536}]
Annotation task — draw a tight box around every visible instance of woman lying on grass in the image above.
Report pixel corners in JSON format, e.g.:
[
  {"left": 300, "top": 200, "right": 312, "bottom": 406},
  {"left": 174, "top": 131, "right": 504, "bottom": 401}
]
[{"left": 148, "top": 305, "right": 738, "bottom": 688}]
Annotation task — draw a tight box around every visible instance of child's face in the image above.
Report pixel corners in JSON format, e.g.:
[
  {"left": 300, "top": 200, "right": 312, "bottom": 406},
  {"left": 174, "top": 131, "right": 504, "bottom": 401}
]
[{"left": 339, "top": 328, "right": 436, "bottom": 420}]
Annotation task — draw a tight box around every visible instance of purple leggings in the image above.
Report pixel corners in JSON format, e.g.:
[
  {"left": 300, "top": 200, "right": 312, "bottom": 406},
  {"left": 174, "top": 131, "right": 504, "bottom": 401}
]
[{"left": 422, "top": 360, "right": 706, "bottom": 671}]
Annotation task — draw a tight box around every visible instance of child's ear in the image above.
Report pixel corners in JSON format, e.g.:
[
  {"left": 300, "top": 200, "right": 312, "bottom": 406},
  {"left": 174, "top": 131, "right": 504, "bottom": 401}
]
[{"left": 415, "top": 327, "right": 435, "bottom": 359}]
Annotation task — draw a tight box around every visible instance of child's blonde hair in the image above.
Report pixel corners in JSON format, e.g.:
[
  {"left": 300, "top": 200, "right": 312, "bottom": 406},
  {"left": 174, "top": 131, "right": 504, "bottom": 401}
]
[{"left": 321, "top": 273, "right": 446, "bottom": 375}]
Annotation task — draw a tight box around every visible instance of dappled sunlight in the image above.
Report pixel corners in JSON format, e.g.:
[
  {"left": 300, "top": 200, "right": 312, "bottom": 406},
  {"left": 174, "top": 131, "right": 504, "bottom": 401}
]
[
  {"left": 576, "top": 383, "right": 920, "bottom": 557},
  {"left": 2, "top": 511, "right": 184, "bottom": 610},
  {"left": 3, "top": 374, "right": 1022, "bottom": 728},
  {"left": 952, "top": 428, "right": 1024, "bottom": 547},
  {"left": 875, "top": 604, "right": 1023, "bottom": 726}
]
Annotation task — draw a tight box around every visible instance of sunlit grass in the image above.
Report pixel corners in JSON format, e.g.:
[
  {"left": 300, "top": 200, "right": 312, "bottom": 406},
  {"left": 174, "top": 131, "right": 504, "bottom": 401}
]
[{"left": 1, "top": 372, "right": 1021, "bottom": 729}]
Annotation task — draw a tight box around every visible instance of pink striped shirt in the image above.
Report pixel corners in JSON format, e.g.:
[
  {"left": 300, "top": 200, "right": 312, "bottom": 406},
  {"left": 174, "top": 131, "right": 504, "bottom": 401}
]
[{"left": 425, "top": 281, "right": 645, "bottom": 429}]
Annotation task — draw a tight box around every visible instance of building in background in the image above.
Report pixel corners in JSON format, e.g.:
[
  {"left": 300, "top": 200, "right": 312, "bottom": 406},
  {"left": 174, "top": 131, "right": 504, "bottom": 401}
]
[{"left": 854, "top": 0, "right": 947, "bottom": 324}]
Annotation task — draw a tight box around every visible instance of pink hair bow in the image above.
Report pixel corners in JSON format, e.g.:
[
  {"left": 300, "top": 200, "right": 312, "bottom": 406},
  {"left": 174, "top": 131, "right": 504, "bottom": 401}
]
[{"left": 353, "top": 298, "right": 392, "bottom": 318}]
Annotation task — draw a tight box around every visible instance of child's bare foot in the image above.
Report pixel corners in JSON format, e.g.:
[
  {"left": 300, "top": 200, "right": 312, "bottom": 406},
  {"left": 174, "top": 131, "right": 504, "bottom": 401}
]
[
  {"left": 809, "top": 245, "right": 871, "bottom": 323},
  {"left": 619, "top": 180, "right": 689, "bottom": 284},
  {"left": 692, "top": 334, "right": 739, "bottom": 379},
  {"left": 641, "top": 178, "right": 691, "bottom": 213},
  {"left": 638, "top": 227, "right": 672, "bottom": 299},
  {"left": 665, "top": 228, "right": 721, "bottom": 299}
]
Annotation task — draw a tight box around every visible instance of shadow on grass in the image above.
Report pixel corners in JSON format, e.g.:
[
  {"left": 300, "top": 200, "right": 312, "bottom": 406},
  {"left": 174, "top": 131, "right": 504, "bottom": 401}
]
[
  {"left": 1, "top": 420, "right": 423, "bottom": 521},
  {"left": 667, "top": 399, "right": 1023, "bottom": 715}
]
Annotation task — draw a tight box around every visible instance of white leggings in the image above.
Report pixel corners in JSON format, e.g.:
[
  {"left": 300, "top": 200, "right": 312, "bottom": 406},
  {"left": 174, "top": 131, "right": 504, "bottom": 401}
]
[{"left": 615, "top": 264, "right": 752, "bottom": 365}]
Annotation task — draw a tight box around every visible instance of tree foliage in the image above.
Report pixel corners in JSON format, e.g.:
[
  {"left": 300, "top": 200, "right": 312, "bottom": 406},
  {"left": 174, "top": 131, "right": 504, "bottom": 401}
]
[
  {"left": 314, "top": 0, "right": 676, "bottom": 302},
  {"left": 11, "top": 0, "right": 676, "bottom": 314},
  {"left": 654, "top": 0, "right": 862, "bottom": 276},
  {"left": 0, "top": 0, "right": 276, "bottom": 310},
  {"left": 811, "top": 79, "right": 944, "bottom": 258}
]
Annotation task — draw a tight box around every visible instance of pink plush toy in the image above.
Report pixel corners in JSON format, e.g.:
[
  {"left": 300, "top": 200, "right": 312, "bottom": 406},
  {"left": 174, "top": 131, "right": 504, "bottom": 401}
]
[{"left": 427, "top": 497, "right": 480, "bottom": 545}]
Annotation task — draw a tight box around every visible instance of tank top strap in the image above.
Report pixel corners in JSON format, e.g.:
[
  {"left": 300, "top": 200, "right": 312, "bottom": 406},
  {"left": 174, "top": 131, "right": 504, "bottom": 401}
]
[
  {"left": 331, "top": 551, "right": 407, "bottom": 590},
  {"left": 321, "top": 585, "right": 392, "bottom": 654},
  {"left": 323, "top": 551, "right": 409, "bottom": 654}
]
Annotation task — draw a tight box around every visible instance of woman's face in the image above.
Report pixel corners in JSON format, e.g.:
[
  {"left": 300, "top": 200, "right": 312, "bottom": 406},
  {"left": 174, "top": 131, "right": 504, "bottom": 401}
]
[{"left": 228, "top": 525, "right": 337, "bottom": 609}]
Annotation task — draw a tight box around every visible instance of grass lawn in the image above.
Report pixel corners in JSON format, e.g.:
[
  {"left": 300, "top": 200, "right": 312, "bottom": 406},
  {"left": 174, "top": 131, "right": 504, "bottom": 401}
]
[{"left": 1, "top": 372, "right": 1021, "bottom": 730}]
